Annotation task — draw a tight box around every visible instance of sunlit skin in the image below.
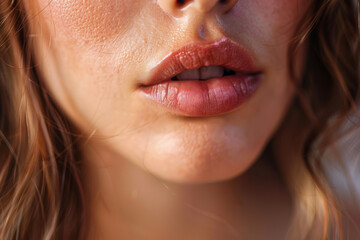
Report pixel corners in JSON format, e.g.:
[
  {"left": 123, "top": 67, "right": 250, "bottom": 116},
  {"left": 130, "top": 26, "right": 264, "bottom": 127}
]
[{"left": 28, "top": 0, "right": 312, "bottom": 239}]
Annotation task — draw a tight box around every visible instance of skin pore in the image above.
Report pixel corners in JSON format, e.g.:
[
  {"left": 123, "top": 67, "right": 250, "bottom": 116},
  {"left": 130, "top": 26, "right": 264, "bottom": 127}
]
[{"left": 27, "top": 0, "right": 312, "bottom": 239}]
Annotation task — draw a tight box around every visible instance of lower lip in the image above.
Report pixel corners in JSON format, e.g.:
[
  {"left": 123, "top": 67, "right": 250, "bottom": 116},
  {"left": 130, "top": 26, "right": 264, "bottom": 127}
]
[{"left": 140, "top": 74, "right": 262, "bottom": 117}]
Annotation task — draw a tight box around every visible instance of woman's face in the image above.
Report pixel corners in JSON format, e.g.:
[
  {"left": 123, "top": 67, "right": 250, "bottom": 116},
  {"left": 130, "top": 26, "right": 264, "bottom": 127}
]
[{"left": 31, "top": 0, "right": 310, "bottom": 183}]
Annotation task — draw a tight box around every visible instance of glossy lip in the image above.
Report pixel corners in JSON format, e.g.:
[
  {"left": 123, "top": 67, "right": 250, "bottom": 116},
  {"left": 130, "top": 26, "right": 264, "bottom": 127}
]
[{"left": 139, "top": 38, "right": 262, "bottom": 117}]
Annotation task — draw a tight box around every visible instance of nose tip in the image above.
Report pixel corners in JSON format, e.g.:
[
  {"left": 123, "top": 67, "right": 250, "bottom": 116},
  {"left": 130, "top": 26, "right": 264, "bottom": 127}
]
[{"left": 158, "top": 0, "right": 238, "bottom": 16}]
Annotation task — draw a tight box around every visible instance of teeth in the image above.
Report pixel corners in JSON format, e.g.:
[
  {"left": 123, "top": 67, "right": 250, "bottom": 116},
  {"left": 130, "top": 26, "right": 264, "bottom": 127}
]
[
  {"left": 175, "top": 66, "right": 226, "bottom": 80},
  {"left": 200, "top": 66, "right": 224, "bottom": 80},
  {"left": 176, "top": 69, "right": 200, "bottom": 80}
]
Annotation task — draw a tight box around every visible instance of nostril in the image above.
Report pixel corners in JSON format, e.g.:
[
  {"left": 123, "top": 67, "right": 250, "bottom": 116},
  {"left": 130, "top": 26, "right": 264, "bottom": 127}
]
[
  {"left": 177, "top": 0, "right": 186, "bottom": 4},
  {"left": 159, "top": 0, "right": 238, "bottom": 16}
]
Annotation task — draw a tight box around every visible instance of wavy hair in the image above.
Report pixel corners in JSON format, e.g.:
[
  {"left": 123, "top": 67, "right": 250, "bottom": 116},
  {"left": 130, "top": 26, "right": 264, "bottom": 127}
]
[
  {"left": 274, "top": 0, "right": 359, "bottom": 239},
  {"left": 0, "top": 1, "right": 84, "bottom": 239},
  {"left": 0, "top": 0, "right": 359, "bottom": 239}
]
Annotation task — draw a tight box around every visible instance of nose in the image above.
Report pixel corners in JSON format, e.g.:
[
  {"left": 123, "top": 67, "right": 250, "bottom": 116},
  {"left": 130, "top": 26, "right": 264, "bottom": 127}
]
[{"left": 158, "top": 0, "right": 238, "bottom": 16}]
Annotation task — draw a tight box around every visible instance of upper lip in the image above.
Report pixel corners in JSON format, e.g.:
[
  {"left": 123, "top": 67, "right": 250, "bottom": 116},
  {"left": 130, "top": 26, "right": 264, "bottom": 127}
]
[{"left": 142, "top": 37, "right": 260, "bottom": 86}]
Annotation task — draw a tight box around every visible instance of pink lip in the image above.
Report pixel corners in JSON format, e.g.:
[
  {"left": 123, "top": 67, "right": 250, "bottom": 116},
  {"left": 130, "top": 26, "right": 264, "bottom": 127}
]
[{"left": 139, "top": 38, "right": 262, "bottom": 117}]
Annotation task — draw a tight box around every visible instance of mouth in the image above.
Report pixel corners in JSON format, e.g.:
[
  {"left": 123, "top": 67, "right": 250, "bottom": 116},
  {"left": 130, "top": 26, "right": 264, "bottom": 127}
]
[
  {"left": 139, "top": 38, "right": 262, "bottom": 117},
  {"left": 171, "top": 66, "right": 242, "bottom": 81}
]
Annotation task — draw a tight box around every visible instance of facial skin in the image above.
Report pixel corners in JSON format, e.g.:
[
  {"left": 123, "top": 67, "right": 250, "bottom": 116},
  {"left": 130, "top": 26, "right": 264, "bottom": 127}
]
[
  {"left": 31, "top": 0, "right": 310, "bottom": 184},
  {"left": 25, "top": 0, "right": 314, "bottom": 238}
]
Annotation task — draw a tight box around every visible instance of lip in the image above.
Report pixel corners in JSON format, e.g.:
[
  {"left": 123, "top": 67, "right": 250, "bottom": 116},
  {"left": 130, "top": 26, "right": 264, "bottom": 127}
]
[{"left": 139, "top": 38, "right": 262, "bottom": 117}]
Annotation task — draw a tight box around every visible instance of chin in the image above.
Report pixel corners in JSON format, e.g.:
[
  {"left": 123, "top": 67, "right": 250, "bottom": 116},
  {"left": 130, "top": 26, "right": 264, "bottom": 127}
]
[
  {"left": 145, "top": 155, "right": 259, "bottom": 184},
  {"left": 139, "top": 130, "right": 264, "bottom": 184}
]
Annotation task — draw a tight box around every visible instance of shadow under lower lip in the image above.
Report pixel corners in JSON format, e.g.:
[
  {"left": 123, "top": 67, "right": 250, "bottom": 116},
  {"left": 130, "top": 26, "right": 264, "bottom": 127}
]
[{"left": 140, "top": 74, "right": 262, "bottom": 117}]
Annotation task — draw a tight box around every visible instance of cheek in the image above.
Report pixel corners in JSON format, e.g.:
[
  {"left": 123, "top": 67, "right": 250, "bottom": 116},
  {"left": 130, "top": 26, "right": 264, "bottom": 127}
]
[
  {"left": 231, "top": 0, "right": 310, "bottom": 38},
  {"left": 37, "top": 0, "right": 135, "bottom": 44}
]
